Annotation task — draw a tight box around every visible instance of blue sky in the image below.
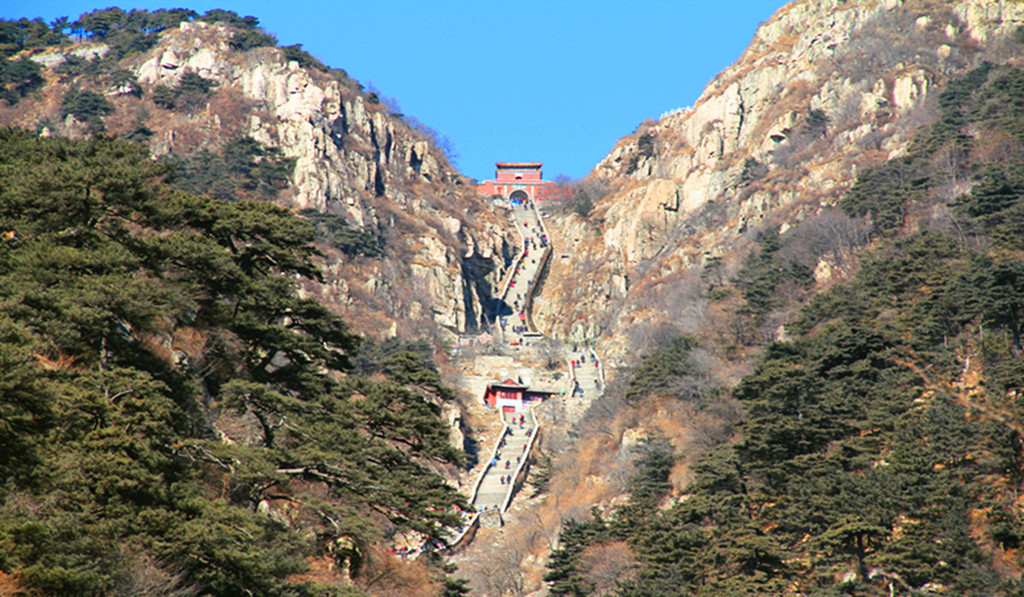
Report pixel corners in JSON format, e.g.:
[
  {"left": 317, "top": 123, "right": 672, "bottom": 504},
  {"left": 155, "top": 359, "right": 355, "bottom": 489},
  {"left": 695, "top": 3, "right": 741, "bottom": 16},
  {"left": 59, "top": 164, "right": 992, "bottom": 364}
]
[{"left": 3, "top": 1, "right": 784, "bottom": 181}]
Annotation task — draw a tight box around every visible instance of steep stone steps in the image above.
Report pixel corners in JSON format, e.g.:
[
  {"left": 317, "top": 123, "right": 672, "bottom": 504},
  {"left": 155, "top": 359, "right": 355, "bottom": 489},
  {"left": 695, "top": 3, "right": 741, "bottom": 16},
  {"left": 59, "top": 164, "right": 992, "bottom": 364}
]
[
  {"left": 446, "top": 196, "right": 605, "bottom": 551},
  {"left": 471, "top": 411, "right": 538, "bottom": 511}
]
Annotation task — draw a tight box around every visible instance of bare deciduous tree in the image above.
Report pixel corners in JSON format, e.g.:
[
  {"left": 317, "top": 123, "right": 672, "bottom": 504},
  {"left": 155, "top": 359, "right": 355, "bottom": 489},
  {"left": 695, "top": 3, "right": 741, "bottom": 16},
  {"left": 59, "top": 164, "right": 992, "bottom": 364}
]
[
  {"left": 577, "top": 541, "right": 638, "bottom": 595},
  {"left": 779, "top": 209, "right": 870, "bottom": 275}
]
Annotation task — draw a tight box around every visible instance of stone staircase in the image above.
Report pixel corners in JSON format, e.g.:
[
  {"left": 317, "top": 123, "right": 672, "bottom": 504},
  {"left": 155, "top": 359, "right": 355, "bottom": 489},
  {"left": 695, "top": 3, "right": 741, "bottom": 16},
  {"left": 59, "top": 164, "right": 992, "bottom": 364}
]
[
  {"left": 443, "top": 196, "right": 605, "bottom": 550},
  {"left": 566, "top": 348, "right": 603, "bottom": 421},
  {"left": 471, "top": 410, "right": 539, "bottom": 512}
]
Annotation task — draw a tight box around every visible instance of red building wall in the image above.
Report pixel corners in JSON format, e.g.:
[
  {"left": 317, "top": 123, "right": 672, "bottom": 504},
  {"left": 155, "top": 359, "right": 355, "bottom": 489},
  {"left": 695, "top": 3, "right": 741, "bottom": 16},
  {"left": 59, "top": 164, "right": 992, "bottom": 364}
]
[
  {"left": 477, "top": 162, "right": 569, "bottom": 201},
  {"left": 483, "top": 383, "right": 524, "bottom": 408}
]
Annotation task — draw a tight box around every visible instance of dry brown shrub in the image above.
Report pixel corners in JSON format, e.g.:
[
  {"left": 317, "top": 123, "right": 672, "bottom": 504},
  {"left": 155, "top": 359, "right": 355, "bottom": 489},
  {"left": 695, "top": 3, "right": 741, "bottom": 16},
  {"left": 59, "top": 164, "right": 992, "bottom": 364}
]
[
  {"left": 140, "top": 331, "right": 175, "bottom": 366},
  {"left": 355, "top": 547, "right": 439, "bottom": 597},
  {"left": 286, "top": 553, "right": 358, "bottom": 593},
  {"left": 972, "top": 129, "right": 1021, "bottom": 165},
  {"left": 205, "top": 88, "right": 261, "bottom": 138},
  {"left": 32, "top": 350, "right": 79, "bottom": 371},
  {"left": 101, "top": 95, "right": 145, "bottom": 136},
  {"left": 111, "top": 550, "right": 201, "bottom": 597},
  {"left": 772, "top": 32, "right": 800, "bottom": 52},
  {"left": 0, "top": 570, "right": 25, "bottom": 597},
  {"left": 576, "top": 541, "right": 638, "bottom": 595}
]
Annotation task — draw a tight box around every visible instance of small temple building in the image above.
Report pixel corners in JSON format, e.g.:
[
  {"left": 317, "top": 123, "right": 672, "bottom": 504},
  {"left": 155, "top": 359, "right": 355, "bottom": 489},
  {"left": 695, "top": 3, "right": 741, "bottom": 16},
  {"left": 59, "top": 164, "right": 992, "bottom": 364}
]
[
  {"left": 476, "top": 162, "right": 570, "bottom": 201},
  {"left": 483, "top": 379, "right": 558, "bottom": 413}
]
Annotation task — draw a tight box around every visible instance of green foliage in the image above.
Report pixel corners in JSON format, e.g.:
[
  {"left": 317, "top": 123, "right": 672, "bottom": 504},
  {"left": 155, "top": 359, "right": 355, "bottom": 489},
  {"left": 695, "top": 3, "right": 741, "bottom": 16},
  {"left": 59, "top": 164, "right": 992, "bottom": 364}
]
[
  {"left": 803, "top": 108, "right": 829, "bottom": 137},
  {"left": 197, "top": 9, "right": 260, "bottom": 28},
  {"left": 544, "top": 513, "right": 616, "bottom": 596},
  {"left": 623, "top": 335, "right": 706, "bottom": 405},
  {"left": 60, "top": 87, "right": 113, "bottom": 133},
  {"left": 0, "top": 18, "right": 64, "bottom": 58},
  {"left": 66, "top": 8, "right": 273, "bottom": 59},
  {"left": 151, "top": 70, "right": 218, "bottom": 112},
  {"left": 152, "top": 84, "right": 175, "bottom": 109},
  {"left": 564, "top": 178, "right": 609, "bottom": 219},
  {"left": 169, "top": 136, "right": 295, "bottom": 202},
  {"left": 177, "top": 70, "right": 216, "bottom": 95},
  {"left": 225, "top": 26, "right": 278, "bottom": 51},
  {"left": 109, "top": 68, "right": 140, "bottom": 96},
  {"left": 571, "top": 191, "right": 593, "bottom": 218},
  {"left": 442, "top": 576, "right": 472, "bottom": 596},
  {"left": 0, "top": 57, "right": 43, "bottom": 104},
  {"left": 282, "top": 44, "right": 328, "bottom": 72},
  {"left": 364, "top": 339, "right": 455, "bottom": 400},
  {"left": 529, "top": 453, "right": 553, "bottom": 496},
  {"left": 626, "top": 132, "right": 656, "bottom": 175},
  {"left": 64, "top": 9, "right": 194, "bottom": 61},
  {"left": 0, "top": 8, "right": 279, "bottom": 92},
  {"left": 739, "top": 157, "right": 768, "bottom": 185},
  {"left": 300, "top": 209, "right": 382, "bottom": 257},
  {"left": 840, "top": 63, "right": 1024, "bottom": 237},
  {"left": 0, "top": 130, "right": 466, "bottom": 595},
  {"left": 838, "top": 148, "right": 924, "bottom": 234},
  {"left": 53, "top": 53, "right": 104, "bottom": 81},
  {"left": 637, "top": 132, "right": 655, "bottom": 157},
  {"left": 626, "top": 445, "right": 674, "bottom": 508},
  {"left": 957, "top": 163, "right": 1024, "bottom": 250},
  {"left": 551, "top": 226, "right": 1024, "bottom": 593},
  {"left": 548, "top": 65, "right": 1024, "bottom": 595},
  {"left": 735, "top": 229, "right": 784, "bottom": 317},
  {"left": 731, "top": 227, "right": 813, "bottom": 332}
]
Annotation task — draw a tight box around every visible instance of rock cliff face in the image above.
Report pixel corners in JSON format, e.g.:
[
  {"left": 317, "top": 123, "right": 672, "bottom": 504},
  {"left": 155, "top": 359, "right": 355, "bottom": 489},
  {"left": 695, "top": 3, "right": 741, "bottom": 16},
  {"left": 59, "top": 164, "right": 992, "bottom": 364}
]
[
  {"left": 6, "top": 20, "right": 516, "bottom": 339},
  {"left": 534, "top": 0, "right": 1024, "bottom": 361}
]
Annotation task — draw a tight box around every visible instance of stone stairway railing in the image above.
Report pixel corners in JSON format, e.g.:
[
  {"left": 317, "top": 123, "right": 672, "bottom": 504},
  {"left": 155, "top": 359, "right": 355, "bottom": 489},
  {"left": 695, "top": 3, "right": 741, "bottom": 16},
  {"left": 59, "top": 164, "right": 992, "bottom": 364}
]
[
  {"left": 469, "top": 410, "right": 539, "bottom": 513},
  {"left": 524, "top": 197, "right": 606, "bottom": 384},
  {"left": 491, "top": 203, "right": 530, "bottom": 330},
  {"left": 468, "top": 424, "right": 511, "bottom": 507},
  {"left": 413, "top": 420, "right": 520, "bottom": 555},
  {"left": 522, "top": 239, "right": 552, "bottom": 334},
  {"left": 500, "top": 408, "right": 540, "bottom": 512},
  {"left": 432, "top": 409, "right": 541, "bottom": 555},
  {"left": 492, "top": 197, "right": 550, "bottom": 337},
  {"left": 442, "top": 511, "right": 480, "bottom": 552},
  {"left": 523, "top": 200, "right": 551, "bottom": 333},
  {"left": 443, "top": 194, "right": 605, "bottom": 553},
  {"left": 508, "top": 200, "right": 550, "bottom": 335}
]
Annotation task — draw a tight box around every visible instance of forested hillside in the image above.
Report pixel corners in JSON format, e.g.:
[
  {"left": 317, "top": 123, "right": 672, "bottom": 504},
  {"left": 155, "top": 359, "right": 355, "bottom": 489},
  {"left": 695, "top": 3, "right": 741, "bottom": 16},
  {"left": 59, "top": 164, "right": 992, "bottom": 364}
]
[
  {"left": 6, "top": 4, "right": 1024, "bottom": 596},
  {"left": 545, "top": 64, "right": 1024, "bottom": 596},
  {"left": 0, "top": 8, "right": 516, "bottom": 341},
  {"left": 0, "top": 130, "right": 467, "bottom": 596}
]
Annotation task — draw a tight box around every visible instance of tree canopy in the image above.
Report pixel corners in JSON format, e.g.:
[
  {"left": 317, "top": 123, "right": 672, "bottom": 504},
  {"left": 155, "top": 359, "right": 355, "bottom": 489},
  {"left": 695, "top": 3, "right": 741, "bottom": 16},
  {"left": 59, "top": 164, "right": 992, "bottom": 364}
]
[
  {"left": 547, "top": 63, "right": 1024, "bottom": 597},
  {"left": 0, "top": 130, "right": 465, "bottom": 595}
]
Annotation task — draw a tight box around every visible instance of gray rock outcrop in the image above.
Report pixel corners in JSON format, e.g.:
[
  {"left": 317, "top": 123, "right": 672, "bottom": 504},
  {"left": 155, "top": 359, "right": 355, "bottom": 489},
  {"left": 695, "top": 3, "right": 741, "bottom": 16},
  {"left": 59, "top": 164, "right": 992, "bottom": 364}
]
[
  {"left": 16, "top": 21, "right": 517, "bottom": 339},
  {"left": 534, "top": 0, "right": 1024, "bottom": 360}
]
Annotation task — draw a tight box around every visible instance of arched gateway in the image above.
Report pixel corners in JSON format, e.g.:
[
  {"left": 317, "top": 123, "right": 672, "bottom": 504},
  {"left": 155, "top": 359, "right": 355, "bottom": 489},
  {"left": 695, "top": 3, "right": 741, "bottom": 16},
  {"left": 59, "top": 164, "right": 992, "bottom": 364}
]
[{"left": 476, "top": 162, "right": 570, "bottom": 201}]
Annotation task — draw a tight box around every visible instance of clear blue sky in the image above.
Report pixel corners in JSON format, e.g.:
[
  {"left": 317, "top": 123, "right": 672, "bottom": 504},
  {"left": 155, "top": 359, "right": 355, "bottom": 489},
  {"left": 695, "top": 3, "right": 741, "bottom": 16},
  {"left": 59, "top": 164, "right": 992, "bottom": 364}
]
[{"left": 3, "top": 0, "right": 784, "bottom": 181}]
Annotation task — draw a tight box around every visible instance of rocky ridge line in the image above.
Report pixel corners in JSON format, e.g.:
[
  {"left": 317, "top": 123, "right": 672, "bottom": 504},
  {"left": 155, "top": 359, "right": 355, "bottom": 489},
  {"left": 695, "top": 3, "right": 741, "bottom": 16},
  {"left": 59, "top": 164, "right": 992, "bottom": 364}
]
[
  {"left": 12, "top": 20, "right": 517, "bottom": 338},
  {"left": 533, "top": 0, "right": 1024, "bottom": 361}
]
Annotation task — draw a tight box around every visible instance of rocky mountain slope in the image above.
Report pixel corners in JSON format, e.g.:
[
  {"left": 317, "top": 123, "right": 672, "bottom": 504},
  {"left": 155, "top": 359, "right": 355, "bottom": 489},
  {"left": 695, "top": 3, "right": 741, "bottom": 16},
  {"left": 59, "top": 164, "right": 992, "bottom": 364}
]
[
  {"left": 1, "top": 15, "right": 516, "bottom": 340},
  {"left": 6, "top": 4, "right": 1024, "bottom": 594},
  {"left": 534, "top": 0, "right": 1024, "bottom": 362},
  {"left": 467, "top": 2, "right": 1024, "bottom": 594},
  {"left": 0, "top": 12, "right": 521, "bottom": 595}
]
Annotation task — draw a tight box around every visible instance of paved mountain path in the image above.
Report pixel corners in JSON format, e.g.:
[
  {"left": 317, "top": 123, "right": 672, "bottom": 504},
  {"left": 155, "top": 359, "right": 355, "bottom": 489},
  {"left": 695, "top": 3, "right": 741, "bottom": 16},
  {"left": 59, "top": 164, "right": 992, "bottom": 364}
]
[
  {"left": 440, "top": 195, "right": 607, "bottom": 554},
  {"left": 471, "top": 410, "right": 538, "bottom": 511}
]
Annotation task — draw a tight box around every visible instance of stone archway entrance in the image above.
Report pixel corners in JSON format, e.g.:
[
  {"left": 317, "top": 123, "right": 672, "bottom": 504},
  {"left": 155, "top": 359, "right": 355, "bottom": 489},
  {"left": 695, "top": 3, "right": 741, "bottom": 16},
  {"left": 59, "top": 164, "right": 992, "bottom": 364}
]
[{"left": 509, "top": 190, "right": 529, "bottom": 202}]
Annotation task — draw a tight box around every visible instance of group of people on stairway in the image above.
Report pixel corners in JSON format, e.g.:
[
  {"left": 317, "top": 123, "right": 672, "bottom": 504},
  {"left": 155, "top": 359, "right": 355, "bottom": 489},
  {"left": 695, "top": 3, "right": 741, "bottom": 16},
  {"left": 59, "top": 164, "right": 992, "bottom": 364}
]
[{"left": 498, "top": 197, "right": 550, "bottom": 344}]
